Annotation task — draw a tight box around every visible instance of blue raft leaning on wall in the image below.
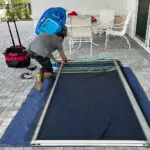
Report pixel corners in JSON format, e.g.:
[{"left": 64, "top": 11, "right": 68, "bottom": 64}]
[{"left": 35, "top": 7, "right": 67, "bottom": 35}]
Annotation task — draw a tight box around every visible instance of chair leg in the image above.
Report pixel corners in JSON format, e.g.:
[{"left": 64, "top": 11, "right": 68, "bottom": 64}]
[
  {"left": 107, "top": 34, "right": 110, "bottom": 41},
  {"left": 71, "top": 42, "right": 74, "bottom": 48},
  {"left": 99, "top": 31, "right": 102, "bottom": 38},
  {"left": 69, "top": 41, "right": 72, "bottom": 54},
  {"left": 77, "top": 38, "right": 82, "bottom": 50},
  {"left": 90, "top": 39, "right": 93, "bottom": 55},
  {"left": 122, "top": 35, "right": 131, "bottom": 49},
  {"left": 105, "top": 34, "right": 109, "bottom": 50}
]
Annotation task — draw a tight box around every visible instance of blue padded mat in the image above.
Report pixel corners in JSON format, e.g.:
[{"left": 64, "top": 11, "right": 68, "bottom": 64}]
[
  {"left": 0, "top": 67, "right": 149, "bottom": 146},
  {"left": 122, "top": 68, "right": 150, "bottom": 126},
  {"left": 0, "top": 78, "right": 55, "bottom": 147}
]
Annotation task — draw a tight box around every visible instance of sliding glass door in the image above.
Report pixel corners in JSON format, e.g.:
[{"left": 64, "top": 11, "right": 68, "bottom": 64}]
[{"left": 136, "top": 0, "right": 150, "bottom": 41}]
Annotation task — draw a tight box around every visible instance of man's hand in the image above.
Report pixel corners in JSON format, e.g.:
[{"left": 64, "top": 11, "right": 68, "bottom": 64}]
[
  {"left": 55, "top": 60, "right": 62, "bottom": 64},
  {"left": 63, "top": 57, "right": 68, "bottom": 64},
  {"left": 59, "top": 51, "right": 68, "bottom": 63},
  {"left": 48, "top": 54, "right": 58, "bottom": 63}
]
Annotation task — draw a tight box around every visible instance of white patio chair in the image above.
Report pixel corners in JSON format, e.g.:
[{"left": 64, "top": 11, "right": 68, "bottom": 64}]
[
  {"left": 93, "top": 9, "right": 115, "bottom": 36},
  {"left": 0, "top": 9, "right": 6, "bottom": 22},
  {"left": 105, "top": 12, "right": 131, "bottom": 50},
  {"left": 67, "top": 16, "right": 93, "bottom": 54}
]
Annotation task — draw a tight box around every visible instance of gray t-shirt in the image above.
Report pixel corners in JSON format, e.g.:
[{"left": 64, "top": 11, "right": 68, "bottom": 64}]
[{"left": 28, "top": 34, "right": 63, "bottom": 57}]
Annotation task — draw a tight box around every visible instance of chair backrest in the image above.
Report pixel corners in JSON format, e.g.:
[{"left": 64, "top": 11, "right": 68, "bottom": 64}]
[
  {"left": 69, "top": 16, "right": 91, "bottom": 26},
  {"left": 122, "top": 12, "right": 131, "bottom": 33},
  {"left": 0, "top": 9, "right": 6, "bottom": 18},
  {"left": 69, "top": 16, "right": 92, "bottom": 38},
  {"left": 99, "top": 9, "right": 115, "bottom": 29}
]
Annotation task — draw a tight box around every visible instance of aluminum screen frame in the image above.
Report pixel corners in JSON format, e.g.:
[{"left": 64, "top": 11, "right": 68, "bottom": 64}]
[{"left": 31, "top": 59, "right": 150, "bottom": 147}]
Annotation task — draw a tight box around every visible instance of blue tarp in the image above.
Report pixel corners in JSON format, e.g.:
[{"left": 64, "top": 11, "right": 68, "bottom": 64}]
[
  {"left": 35, "top": 7, "right": 66, "bottom": 35},
  {"left": 0, "top": 67, "right": 149, "bottom": 146}
]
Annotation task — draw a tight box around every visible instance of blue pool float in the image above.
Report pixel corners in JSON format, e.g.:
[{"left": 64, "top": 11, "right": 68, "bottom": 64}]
[{"left": 35, "top": 7, "right": 67, "bottom": 35}]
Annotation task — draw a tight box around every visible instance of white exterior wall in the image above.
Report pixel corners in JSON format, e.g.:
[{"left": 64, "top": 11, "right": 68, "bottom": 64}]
[{"left": 31, "top": 0, "right": 107, "bottom": 20}]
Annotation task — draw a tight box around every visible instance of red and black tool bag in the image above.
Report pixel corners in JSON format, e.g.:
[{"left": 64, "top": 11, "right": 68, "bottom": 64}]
[
  {"left": 4, "top": 46, "right": 30, "bottom": 68},
  {"left": 3, "top": 20, "right": 30, "bottom": 68}
]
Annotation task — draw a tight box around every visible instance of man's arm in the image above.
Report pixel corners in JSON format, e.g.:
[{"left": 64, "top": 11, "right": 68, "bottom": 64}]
[
  {"left": 56, "top": 41, "right": 68, "bottom": 63},
  {"left": 48, "top": 54, "right": 60, "bottom": 64},
  {"left": 59, "top": 51, "right": 68, "bottom": 63}
]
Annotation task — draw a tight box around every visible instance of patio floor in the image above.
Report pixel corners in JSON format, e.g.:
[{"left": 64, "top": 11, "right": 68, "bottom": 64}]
[{"left": 0, "top": 21, "right": 150, "bottom": 150}]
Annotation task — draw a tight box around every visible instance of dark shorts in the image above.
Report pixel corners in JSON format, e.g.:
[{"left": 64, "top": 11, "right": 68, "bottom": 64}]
[{"left": 28, "top": 50, "right": 53, "bottom": 73}]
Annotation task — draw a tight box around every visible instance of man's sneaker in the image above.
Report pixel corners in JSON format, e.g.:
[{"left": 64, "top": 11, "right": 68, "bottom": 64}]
[{"left": 44, "top": 72, "right": 53, "bottom": 78}]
